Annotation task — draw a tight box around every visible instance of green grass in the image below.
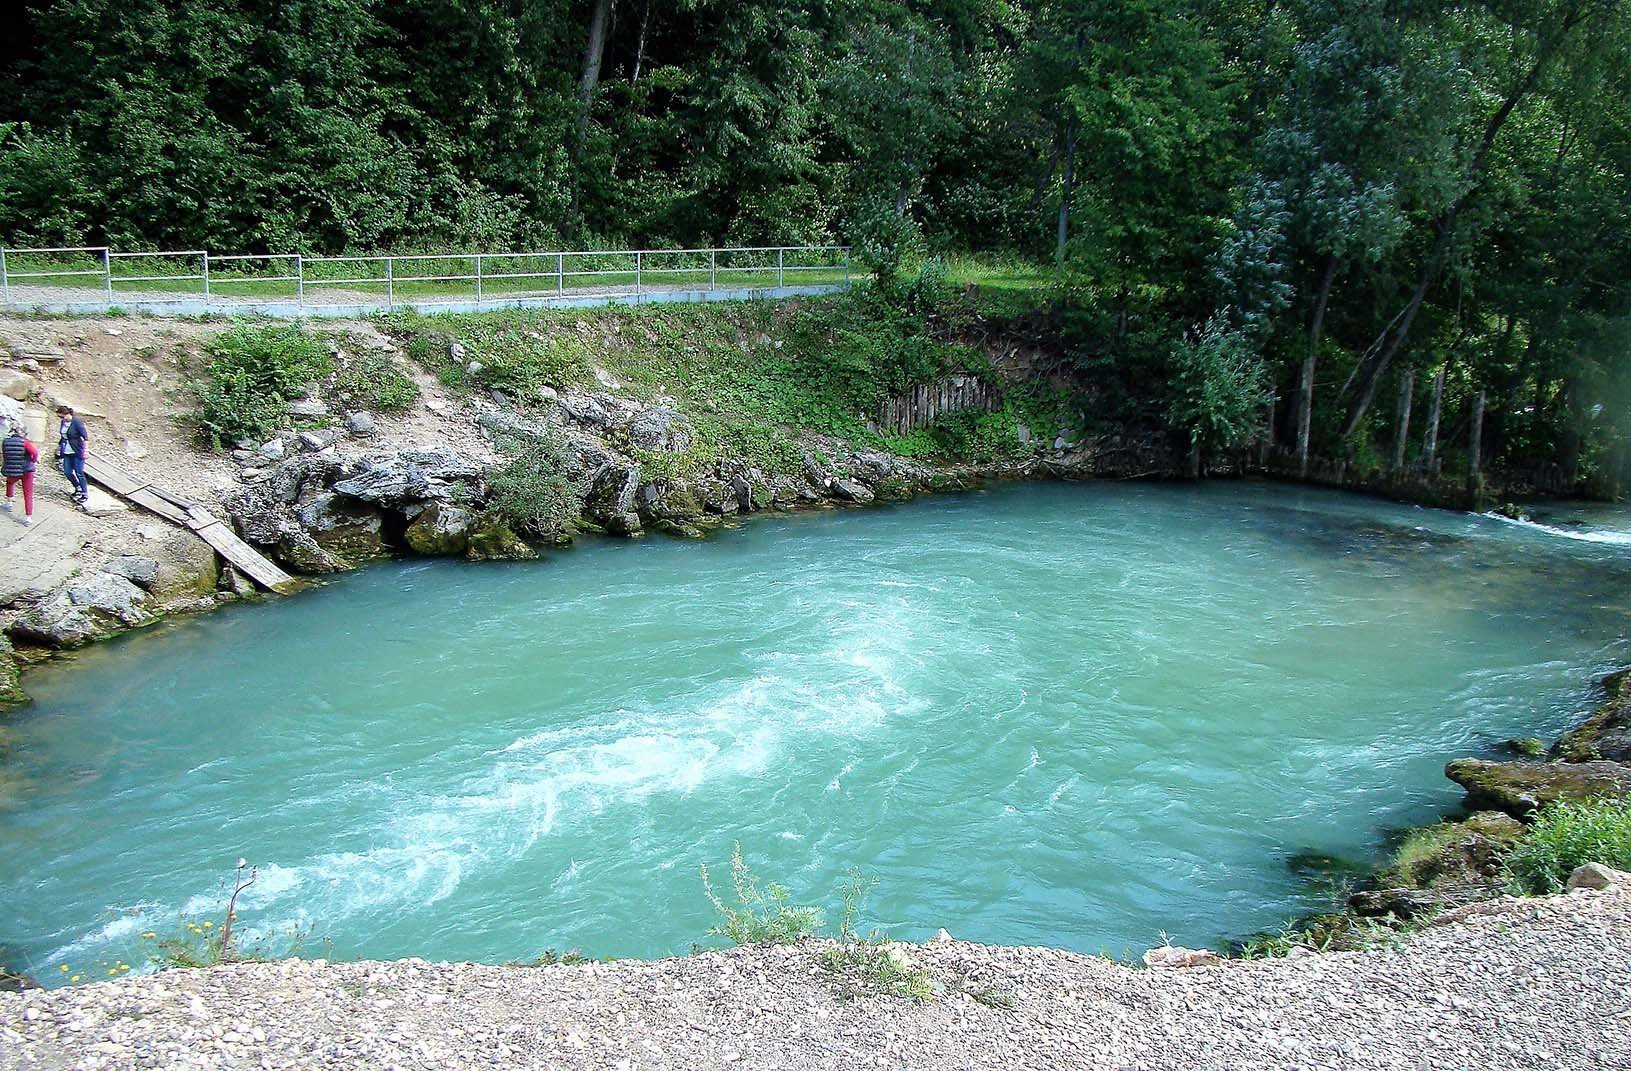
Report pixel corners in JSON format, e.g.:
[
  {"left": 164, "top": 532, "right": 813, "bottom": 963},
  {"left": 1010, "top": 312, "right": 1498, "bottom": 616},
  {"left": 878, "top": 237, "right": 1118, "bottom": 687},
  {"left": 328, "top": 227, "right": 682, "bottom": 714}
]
[
  {"left": 1379, "top": 823, "right": 1464, "bottom": 888},
  {"left": 387, "top": 287, "right": 1061, "bottom": 477},
  {"left": 1504, "top": 798, "right": 1631, "bottom": 894},
  {"left": 189, "top": 322, "right": 335, "bottom": 446}
]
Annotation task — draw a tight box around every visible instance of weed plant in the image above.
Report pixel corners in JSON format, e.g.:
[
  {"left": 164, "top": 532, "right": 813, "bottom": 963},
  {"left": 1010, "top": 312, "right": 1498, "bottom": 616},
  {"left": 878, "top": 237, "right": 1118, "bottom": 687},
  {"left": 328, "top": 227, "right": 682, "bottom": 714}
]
[{"left": 1505, "top": 798, "right": 1631, "bottom": 894}]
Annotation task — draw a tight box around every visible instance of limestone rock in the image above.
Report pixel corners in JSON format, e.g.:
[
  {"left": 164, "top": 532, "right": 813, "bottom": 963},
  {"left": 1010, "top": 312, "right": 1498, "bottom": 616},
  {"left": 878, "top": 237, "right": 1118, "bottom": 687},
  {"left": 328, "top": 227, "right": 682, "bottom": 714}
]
[
  {"left": 1553, "top": 668, "right": 1631, "bottom": 762},
  {"left": 297, "top": 493, "right": 385, "bottom": 560},
  {"left": 257, "top": 454, "right": 343, "bottom": 506},
  {"left": 832, "top": 479, "right": 875, "bottom": 504},
  {"left": 558, "top": 392, "right": 611, "bottom": 429},
  {"left": 405, "top": 502, "right": 474, "bottom": 556},
  {"left": 1141, "top": 946, "right": 1222, "bottom": 969},
  {"left": 847, "top": 449, "right": 896, "bottom": 484},
  {"left": 8, "top": 573, "right": 154, "bottom": 648},
  {"left": 345, "top": 411, "right": 376, "bottom": 437},
  {"left": 100, "top": 556, "right": 160, "bottom": 590},
  {"left": 274, "top": 529, "right": 346, "bottom": 574},
  {"left": 298, "top": 428, "right": 342, "bottom": 452},
  {"left": 332, "top": 456, "right": 433, "bottom": 506},
  {"left": 585, "top": 462, "right": 641, "bottom": 536},
  {"left": 1566, "top": 863, "right": 1627, "bottom": 891},
  {"left": 1445, "top": 757, "right": 1631, "bottom": 816},
  {"left": 465, "top": 515, "right": 537, "bottom": 561},
  {"left": 257, "top": 439, "right": 286, "bottom": 462},
  {"left": 286, "top": 399, "right": 329, "bottom": 419},
  {"left": 0, "top": 368, "right": 36, "bottom": 401},
  {"left": 636, "top": 479, "right": 709, "bottom": 537},
  {"left": 627, "top": 408, "right": 695, "bottom": 454}
]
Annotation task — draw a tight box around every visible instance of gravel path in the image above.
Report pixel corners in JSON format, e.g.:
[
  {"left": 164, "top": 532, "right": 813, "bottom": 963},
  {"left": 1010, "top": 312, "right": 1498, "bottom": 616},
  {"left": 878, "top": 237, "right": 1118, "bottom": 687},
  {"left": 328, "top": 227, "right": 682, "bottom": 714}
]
[{"left": 3, "top": 884, "right": 1629, "bottom": 1070}]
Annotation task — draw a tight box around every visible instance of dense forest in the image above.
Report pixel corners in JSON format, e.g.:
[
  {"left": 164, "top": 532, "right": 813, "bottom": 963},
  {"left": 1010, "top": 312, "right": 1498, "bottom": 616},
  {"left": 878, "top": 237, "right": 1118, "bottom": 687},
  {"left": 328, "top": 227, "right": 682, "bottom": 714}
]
[{"left": 2, "top": 0, "right": 1629, "bottom": 489}]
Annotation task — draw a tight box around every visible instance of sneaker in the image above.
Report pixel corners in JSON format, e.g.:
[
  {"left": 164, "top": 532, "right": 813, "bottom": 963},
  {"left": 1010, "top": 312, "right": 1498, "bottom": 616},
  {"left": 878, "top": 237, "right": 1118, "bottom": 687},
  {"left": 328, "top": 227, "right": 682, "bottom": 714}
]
[
  {"left": 18, "top": 516, "right": 30, "bottom": 527},
  {"left": 1, "top": 499, "right": 10, "bottom": 512}
]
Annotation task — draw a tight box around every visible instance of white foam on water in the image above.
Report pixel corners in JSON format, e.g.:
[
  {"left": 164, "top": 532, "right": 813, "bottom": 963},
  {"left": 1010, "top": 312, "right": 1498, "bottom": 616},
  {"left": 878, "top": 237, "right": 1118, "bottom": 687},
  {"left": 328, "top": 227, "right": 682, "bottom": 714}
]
[{"left": 1482, "top": 512, "right": 1631, "bottom": 547}]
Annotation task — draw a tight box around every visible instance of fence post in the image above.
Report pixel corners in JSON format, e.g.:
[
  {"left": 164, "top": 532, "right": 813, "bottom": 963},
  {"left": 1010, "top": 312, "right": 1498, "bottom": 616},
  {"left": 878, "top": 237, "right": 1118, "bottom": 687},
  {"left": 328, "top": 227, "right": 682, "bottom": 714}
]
[
  {"left": 386, "top": 256, "right": 394, "bottom": 309},
  {"left": 635, "top": 250, "right": 642, "bottom": 293},
  {"left": 202, "top": 251, "right": 211, "bottom": 305},
  {"left": 709, "top": 250, "right": 717, "bottom": 288},
  {"left": 1, "top": 247, "right": 9, "bottom": 308},
  {"left": 777, "top": 248, "right": 784, "bottom": 288},
  {"left": 475, "top": 255, "right": 483, "bottom": 301},
  {"left": 103, "top": 248, "right": 113, "bottom": 304},
  {"left": 557, "top": 254, "right": 564, "bottom": 295},
  {"left": 296, "top": 255, "right": 305, "bottom": 310}
]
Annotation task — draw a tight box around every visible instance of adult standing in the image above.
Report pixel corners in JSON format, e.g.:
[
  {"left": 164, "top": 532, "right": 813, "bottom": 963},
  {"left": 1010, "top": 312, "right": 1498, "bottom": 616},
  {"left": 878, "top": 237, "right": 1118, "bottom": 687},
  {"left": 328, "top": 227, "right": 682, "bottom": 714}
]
[
  {"left": 2, "top": 423, "right": 38, "bottom": 526},
  {"left": 56, "top": 404, "right": 90, "bottom": 508}
]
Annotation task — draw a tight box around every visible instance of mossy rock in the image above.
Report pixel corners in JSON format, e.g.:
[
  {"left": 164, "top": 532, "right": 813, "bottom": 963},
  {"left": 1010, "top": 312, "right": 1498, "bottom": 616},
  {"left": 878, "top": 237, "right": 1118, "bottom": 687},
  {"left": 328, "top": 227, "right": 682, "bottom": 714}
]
[
  {"left": 464, "top": 515, "right": 538, "bottom": 561},
  {"left": 1445, "top": 757, "right": 1631, "bottom": 818},
  {"left": 0, "top": 637, "right": 26, "bottom": 710},
  {"left": 1378, "top": 811, "right": 1522, "bottom": 888},
  {"left": 1552, "top": 668, "right": 1631, "bottom": 763}
]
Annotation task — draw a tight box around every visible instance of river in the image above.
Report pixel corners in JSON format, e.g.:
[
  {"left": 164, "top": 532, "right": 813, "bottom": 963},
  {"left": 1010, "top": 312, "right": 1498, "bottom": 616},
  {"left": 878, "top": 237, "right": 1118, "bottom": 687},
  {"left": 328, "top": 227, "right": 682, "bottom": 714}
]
[{"left": 3, "top": 481, "right": 1629, "bottom": 982}]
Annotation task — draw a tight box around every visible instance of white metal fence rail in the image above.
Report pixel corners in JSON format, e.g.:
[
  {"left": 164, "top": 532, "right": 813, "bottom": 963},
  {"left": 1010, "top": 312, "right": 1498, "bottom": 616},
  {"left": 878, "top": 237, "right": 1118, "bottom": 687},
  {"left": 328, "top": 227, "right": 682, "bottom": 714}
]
[{"left": 0, "top": 244, "right": 851, "bottom": 315}]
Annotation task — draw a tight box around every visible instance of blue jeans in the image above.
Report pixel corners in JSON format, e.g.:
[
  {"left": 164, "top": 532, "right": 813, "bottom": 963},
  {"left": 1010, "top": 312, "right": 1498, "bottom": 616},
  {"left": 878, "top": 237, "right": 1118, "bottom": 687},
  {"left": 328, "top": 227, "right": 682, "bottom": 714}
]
[{"left": 61, "top": 452, "right": 87, "bottom": 497}]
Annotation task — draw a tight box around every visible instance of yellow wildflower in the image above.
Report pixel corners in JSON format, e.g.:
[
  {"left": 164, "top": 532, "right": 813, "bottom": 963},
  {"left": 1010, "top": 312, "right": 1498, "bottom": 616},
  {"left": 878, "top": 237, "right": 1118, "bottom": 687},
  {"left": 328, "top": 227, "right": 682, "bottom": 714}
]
[
  {"left": 202, "top": 921, "right": 213, "bottom": 929},
  {"left": 59, "top": 965, "right": 69, "bottom": 973},
  {"left": 107, "top": 969, "right": 117, "bottom": 976},
  {"left": 69, "top": 975, "right": 80, "bottom": 983},
  {"left": 141, "top": 932, "right": 157, "bottom": 939}
]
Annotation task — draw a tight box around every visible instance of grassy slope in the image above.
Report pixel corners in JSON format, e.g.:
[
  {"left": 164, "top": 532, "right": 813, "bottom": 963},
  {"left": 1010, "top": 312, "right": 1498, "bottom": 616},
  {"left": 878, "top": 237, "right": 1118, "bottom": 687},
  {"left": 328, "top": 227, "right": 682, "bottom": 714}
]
[{"left": 386, "top": 285, "right": 1070, "bottom": 479}]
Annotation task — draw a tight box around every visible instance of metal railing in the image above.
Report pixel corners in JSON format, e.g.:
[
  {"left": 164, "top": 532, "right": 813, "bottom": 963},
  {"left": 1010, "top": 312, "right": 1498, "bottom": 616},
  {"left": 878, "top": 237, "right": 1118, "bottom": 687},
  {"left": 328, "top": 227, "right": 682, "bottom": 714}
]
[{"left": 0, "top": 244, "right": 852, "bottom": 316}]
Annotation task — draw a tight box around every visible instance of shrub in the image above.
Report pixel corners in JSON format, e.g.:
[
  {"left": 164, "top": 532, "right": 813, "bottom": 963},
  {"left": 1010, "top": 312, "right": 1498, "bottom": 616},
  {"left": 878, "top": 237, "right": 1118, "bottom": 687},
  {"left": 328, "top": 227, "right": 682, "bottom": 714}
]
[
  {"left": 334, "top": 349, "right": 418, "bottom": 412},
  {"left": 191, "top": 323, "right": 333, "bottom": 446},
  {"left": 485, "top": 429, "right": 586, "bottom": 540},
  {"left": 1504, "top": 798, "right": 1631, "bottom": 894},
  {"left": 701, "top": 842, "right": 824, "bottom": 946}
]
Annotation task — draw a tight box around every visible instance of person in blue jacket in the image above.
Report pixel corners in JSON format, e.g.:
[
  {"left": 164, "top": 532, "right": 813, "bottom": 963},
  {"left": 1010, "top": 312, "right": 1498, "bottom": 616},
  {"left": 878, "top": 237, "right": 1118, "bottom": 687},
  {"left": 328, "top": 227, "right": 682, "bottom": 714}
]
[{"left": 55, "top": 404, "right": 90, "bottom": 508}]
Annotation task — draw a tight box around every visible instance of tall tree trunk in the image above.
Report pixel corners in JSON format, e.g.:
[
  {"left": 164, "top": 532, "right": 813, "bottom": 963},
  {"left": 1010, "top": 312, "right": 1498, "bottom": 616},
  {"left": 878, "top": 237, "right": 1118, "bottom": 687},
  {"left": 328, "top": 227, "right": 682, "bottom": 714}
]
[
  {"left": 1297, "top": 254, "right": 1338, "bottom": 476},
  {"left": 1338, "top": 2, "right": 1596, "bottom": 439},
  {"left": 1393, "top": 370, "right": 1415, "bottom": 472},
  {"left": 1026, "top": 135, "right": 1061, "bottom": 216},
  {"left": 1055, "top": 117, "right": 1076, "bottom": 264},
  {"left": 568, "top": 0, "right": 616, "bottom": 235},
  {"left": 1422, "top": 366, "right": 1446, "bottom": 474},
  {"left": 631, "top": 0, "right": 651, "bottom": 82},
  {"left": 1468, "top": 389, "right": 1487, "bottom": 485},
  {"left": 1260, "top": 388, "right": 1276, "bottom": 468}
]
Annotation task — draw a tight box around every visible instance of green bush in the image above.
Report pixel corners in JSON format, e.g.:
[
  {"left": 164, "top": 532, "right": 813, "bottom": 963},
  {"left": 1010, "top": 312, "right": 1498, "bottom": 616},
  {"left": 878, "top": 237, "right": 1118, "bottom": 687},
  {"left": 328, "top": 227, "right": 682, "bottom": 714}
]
[
  {"left": 1504, "top": 798, "right": 1631, "bottom": 894},
  {"left": 485, "top": 430, "right": 586, "bottom": 540},
  {"left": 334, "top": 349, "right": 418, "bottom": 412},
  {"left": 191, "top": 324, "right": 334, "bottom": 446}
]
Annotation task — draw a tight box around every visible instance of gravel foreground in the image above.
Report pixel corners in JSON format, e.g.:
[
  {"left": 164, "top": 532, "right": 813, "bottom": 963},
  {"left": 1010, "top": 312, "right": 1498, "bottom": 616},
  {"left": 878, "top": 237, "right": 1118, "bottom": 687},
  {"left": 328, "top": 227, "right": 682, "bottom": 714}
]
[{"left": 4, "top": 886, "right": 1630, "bottom": 1071}]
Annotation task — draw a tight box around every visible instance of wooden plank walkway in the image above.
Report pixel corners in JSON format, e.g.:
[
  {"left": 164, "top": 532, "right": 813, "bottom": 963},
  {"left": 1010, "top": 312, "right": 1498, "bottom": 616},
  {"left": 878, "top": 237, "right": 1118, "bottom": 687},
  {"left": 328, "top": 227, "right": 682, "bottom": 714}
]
[{"left": 83, "top": 456, "right": 298, "bottom": 594}]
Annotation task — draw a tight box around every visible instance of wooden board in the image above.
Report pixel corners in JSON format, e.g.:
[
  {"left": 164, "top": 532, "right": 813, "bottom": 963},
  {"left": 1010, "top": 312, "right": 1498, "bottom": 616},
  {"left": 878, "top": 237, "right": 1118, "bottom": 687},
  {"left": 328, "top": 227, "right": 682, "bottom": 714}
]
[{"left": 83, "top": 456, "right": 296, "bottom": 594}]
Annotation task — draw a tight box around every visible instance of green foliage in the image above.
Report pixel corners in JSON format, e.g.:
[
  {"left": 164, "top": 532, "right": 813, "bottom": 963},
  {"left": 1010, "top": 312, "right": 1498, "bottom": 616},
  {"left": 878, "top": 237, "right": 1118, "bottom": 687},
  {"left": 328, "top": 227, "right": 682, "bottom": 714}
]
[
  {"left": 701, "top": 843, "right": 824, "bottom": 946},
  {"left": 190, "top": 323, "right": 334, "bottom": 446},
  {"left": 1504, "top": 799, "right": 1631, "bottom": 895},
  {"left": 334, "top": 349, "right": 418, "bottom": 412},
  {"left": 1165, "top": 314, "right": 1270, "bottom": 454},
  {"left": 1379, "top": 824, "right": 1463, "bottom": 889},
  {"left": 485, "top": 431, "right": 586, "bottom": 542}
]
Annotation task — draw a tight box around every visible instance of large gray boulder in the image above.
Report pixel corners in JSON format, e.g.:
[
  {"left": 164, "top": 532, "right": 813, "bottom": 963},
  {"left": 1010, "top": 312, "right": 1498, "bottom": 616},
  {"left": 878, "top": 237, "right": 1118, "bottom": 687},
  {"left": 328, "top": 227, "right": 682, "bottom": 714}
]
[
  {"left": 331, "top": 456, "right": 433, "bottom": 506},
  {"left": 584, "top": 462, "right": 642, "bottom": 536},
  {"left": 627, "top": 408, "right": 695, "bottom": 454},
  {"left": 636, "top": 479, "right": 710, "bottom": 538},
  {"left": 228, "top": 488, "right": 347, "bottom": 574},
  {"left": 297, "top": 493, "right": 385, "bottom": 560},
  {"left": 256, "top": 454, "right": 343, "bottom": 506},
  {"left": 405, "top": 502, "right": 474, "bottom": 556},
  {"left": 8, "top": 573, "right": 154, "bottom": 648},
  {"left": 100, "top": 556, "right": 159, "bottom": 590},
  {"left": 464, "top": 514, "right": 537, "bottom": 561},
  {"left": 848, "top": 449, "right": 897, "bottom": 484}
]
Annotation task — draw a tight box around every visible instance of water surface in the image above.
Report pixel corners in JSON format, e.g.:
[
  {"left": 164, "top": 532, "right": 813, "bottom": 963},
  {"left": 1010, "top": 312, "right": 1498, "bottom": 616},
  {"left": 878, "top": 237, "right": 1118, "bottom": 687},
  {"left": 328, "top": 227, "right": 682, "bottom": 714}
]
[{"left": 3, "top": 481, "right": 1629, "bottom": 980}]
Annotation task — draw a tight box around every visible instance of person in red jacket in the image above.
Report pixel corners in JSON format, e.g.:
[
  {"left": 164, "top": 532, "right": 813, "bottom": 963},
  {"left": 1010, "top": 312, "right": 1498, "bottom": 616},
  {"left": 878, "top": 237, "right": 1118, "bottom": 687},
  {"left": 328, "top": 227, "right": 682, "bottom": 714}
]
[{"left": 2, "top": 422, "right": 39, "bottom": 526}]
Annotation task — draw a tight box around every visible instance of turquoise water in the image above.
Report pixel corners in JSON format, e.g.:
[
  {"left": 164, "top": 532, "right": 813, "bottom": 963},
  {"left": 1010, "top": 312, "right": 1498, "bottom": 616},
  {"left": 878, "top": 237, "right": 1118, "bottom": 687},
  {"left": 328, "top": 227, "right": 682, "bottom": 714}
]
[{"left": 3, "top": 481, "right": 1629, "bottom": 982}]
